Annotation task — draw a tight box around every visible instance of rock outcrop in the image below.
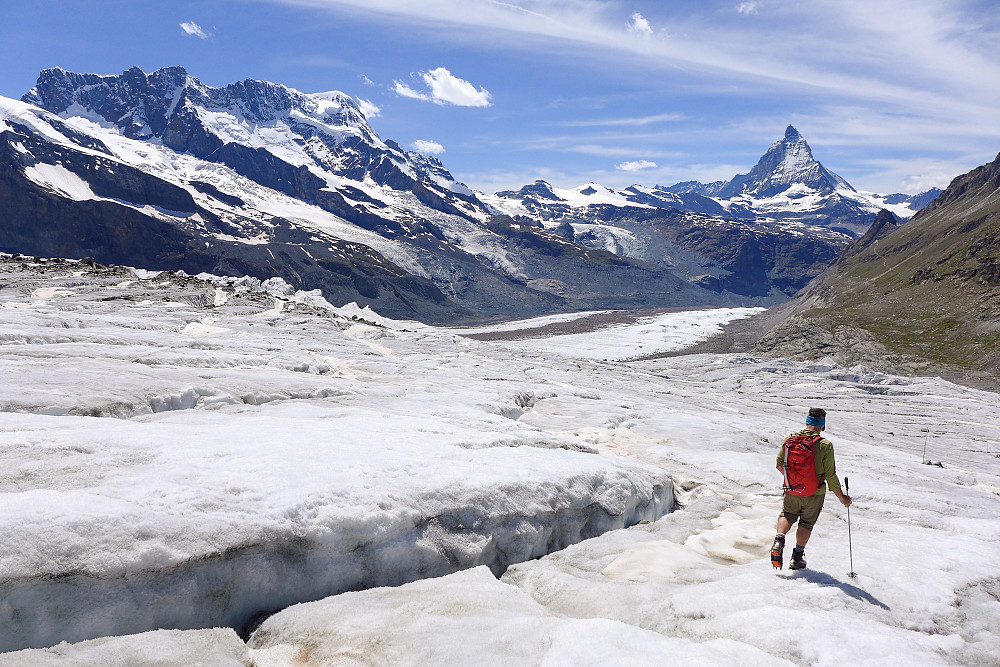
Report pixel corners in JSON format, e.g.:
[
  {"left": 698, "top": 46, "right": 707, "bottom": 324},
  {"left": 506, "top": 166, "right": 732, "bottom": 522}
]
[{"left": 753, "top": 152, "right": 1000, "bottom": 391}]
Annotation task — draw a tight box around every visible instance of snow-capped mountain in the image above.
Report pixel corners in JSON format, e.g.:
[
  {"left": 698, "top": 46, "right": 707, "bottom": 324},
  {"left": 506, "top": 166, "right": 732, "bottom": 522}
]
[
  {"left": 484, "top": 181, "right": 728, "bottom": 219},
  {"left": 758, "top": 149, "right": 1000, "bottom": 386},
  {"left": 860, "top": 188, "right": 943, "bottom": 219},
  {"left": 668, "top": 125, "right": 903, "bottom": 234},
  {"left": 490, "top": 126, "right": 940, "bottom": 236},
  {"left": 23, "top": 66, "right": 486, "bottom": 225},
  {"left": 680, "top": 125, "right": 854, "bottom": 199},
  {"left": 480, "top": 127, "right": 945, "bottom": 298},
  {"left": 2, "top": 66, "right": 722, "bottom": 322},
  {"left": 0, "top": 67, "right": 945, "bottom": 316}
]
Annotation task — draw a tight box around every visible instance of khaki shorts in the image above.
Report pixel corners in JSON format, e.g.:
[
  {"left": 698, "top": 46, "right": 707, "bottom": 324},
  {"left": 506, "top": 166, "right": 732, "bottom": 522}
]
[{"left": 781, "top": 492, "right": 826, "bottom": 531}]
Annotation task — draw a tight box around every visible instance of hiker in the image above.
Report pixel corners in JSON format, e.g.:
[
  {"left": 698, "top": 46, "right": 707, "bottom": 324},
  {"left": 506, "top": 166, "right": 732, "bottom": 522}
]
[{"left": 770, "top": 407, "right": 851, "bottom": 570}]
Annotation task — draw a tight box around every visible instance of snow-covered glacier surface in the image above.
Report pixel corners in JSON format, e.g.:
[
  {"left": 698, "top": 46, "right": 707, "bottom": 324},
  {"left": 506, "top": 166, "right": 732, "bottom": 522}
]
[
  {"left": 1, "top": 256, "right": 999, "bottom": 665},
  {"left": 0, "top": 258, "right": 672, "bottom": 652}
]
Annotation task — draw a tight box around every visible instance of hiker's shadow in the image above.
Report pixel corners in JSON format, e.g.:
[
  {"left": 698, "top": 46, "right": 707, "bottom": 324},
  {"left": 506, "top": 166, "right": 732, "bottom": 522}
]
[{"left": 779, "top": 569, "right": 891, "bottom": 610}]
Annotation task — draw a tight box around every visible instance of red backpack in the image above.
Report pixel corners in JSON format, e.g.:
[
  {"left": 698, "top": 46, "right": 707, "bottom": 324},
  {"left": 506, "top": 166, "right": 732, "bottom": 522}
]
[{"left": 782, "top": 434, "right": 823, "bottom": 497}]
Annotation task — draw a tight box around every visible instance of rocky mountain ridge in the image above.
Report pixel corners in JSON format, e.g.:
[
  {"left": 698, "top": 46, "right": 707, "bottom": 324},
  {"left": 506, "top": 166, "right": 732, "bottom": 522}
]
[
  {"left": 678, "top": 126, "right": 851, "bottom": 197},
  {"left": 0, "top": 66, "right": 949, "bottom": 322},
  {"left": 23, "top": 66, "right": 486, "bottom": 227},
  {"left": 754, "top": 151, "right": 1000, "bottom": 390},
  {"left": 488, "top": 125, "right": 939, "bottom": 238},
  {"left": 2, "top": 67, "right": 726, "bottom": 322}
]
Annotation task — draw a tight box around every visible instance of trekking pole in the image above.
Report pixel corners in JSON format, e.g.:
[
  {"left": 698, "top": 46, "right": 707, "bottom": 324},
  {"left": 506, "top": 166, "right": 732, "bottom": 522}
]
[{"left": 846, "top": 476, "right": 857, "bottom": 579}]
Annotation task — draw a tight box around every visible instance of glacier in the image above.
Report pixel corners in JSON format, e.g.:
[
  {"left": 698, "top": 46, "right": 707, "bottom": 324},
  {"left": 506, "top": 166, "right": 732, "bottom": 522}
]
[{"left": 0, "top": 254, "right": 998, "bottom": 664}]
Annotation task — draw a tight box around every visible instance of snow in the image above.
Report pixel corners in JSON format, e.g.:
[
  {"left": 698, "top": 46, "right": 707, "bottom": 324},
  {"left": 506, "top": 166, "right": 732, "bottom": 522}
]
[
  {"left": 212, "top": 233, "right": 269, "bottom": 245},
  {"left": 553, "top": 182, "right": 648, "bottom": 207},
  {"left": 566, "top": 221, "right": 641, "bottom": 255},
  {"left": 427, "top": 171, "right": 474, "bottom": 196},
  {"left": 509, "top": 307, "right": 765, "bottom": 361},
  {"left": 0, "top": 97, "right": 82, "bottom": 148},
  {"left": 246, "top": 566, "right": 778, "bottom": 665},
  {"left": 860, "top": 191, "right": 923, "bottom": 219},
  {"left": 45, "top": 107, "right": 431, "bottom": 278},
  {"left": 476, "top": 191, "right": 531, "bottom": 217},
  {"left": 2, "top": 275, "right": 1000, "bottom": 660},
  {"left": 440, "top": 309, "right": 613, "bottom": 335},
  {"left": 22, "top": 163, "right": 97, "bottom": 201},
  {"left": 771, "top": 137, "right": 817, "bottom": 185},
  {"left": 0, "top": 629, "right": 249, "bottom": 667},
  {"left": 5, "top": 91, "right": 519, "bottom": 281},
  {"left": 2, "top": 260, "right": 998, "bottom": 663},
  {"left": 487, "top": 181, "right": 654, "bottom": 210},
  {"left": 0, "top": 263, "right": 673, "bottom": 652}
]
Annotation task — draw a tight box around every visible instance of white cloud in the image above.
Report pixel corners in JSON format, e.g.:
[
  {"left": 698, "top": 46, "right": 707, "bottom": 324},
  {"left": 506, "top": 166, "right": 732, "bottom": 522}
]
[
  {"left": 179, "top": 21, "right": 211, "bottom": 39},
  {"left": 393, "top": 68, "right": 492, "bottom": 107},
  {"left": 422, "top": 68, "right": 492, "bottom": 107},
  {"left": 736, "top": 2, "right": 758, "bottom": 16},
  {"left": 360, "top": 74, "right": 376, "bottom": 86},
  {"left": 411, "top": 139, "right": 445, "bottom": 154},
  {"left": 627, "top": 13, "right": 653, "bottom": 37},
  {"left": 394, "top": 81, "right": 431, "bottom": 101},
  {"left": 356, "top": 98, "right": 381, "bottom": 118},
  {"left": 616, "top": 159, "right": 658, "bottom": 172}
]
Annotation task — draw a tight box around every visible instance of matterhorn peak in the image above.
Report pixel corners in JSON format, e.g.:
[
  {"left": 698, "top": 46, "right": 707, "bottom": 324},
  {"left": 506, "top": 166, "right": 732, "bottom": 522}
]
[{"left": 713, "top": 125, "right": 852, "bottom": 198}]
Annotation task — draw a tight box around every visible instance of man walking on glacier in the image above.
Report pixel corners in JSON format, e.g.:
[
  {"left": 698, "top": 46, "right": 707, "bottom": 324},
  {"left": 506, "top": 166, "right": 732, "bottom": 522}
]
[{"left": 770, "top": 407, "right": 852, "bottom": 570}]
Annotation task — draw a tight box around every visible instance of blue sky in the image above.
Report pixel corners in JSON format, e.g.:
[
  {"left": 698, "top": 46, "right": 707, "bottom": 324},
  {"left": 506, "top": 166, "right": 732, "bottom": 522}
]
[{"left": 4, "top": 0, "right": 999, "bottom": 194}]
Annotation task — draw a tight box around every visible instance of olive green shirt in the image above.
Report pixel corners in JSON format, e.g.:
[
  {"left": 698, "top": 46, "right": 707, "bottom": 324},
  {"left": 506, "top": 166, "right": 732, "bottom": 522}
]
[{"left": 776, "top": 429, "right": 842, "bottom": 495}]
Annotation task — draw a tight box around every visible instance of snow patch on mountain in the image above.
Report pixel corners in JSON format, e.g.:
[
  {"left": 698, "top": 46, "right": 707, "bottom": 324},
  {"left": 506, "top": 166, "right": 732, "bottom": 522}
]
[{"left": 22, "top": 163, "right": 97, "bottom": 201}]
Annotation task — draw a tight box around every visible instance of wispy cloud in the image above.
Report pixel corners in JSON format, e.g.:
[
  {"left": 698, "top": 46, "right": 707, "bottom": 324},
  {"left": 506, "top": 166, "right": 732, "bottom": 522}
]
[
  {"left": 276, "top": 55, "right": 350, "bottom": 69},
  {"left": 252, "top": 0, "right": 1000, "bottom": 191},
  {"left": 553, "top": 113, "right": 685, "bottom": 128},
  {"left": 521, "top": 136, "right": 681, "bottom": 159},
  {"left": 395, "top": 67, "right": 492, "bottom": 107},
  {"left": 258, "top": 1, "right": 1000, "bottom": 124},
  {"left": 359, "top": 74, "right": 376, "bottom": 86},
  {"left": 179, "top": 21, "right": 211, "bottom": 39},
  {"left": 356, "top": 98, "right": 381, "bottom": 118},
  {"left": 617, "top": 159, "right": 657, "bottom": 171},
  {"left": 411, "top": 139, "right": 445, "bottom": 154}
]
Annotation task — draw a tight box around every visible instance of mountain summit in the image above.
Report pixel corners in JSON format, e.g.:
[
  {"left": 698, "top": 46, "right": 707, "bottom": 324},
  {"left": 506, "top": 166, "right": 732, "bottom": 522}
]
[
  {"left": 713, "top": 125, "right": 854, "bottom": 199},
  {"left": 22, "top": 66, "right": 478, "bottom": 216},
  {"left": 659, "top": 126, "right": 881, "bottom": 233}
]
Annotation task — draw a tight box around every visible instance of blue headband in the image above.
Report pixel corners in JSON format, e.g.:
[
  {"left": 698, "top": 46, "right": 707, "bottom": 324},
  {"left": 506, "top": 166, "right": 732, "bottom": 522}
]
[{"left": 806, "top": 415, "right": 825, "bottom": 428}]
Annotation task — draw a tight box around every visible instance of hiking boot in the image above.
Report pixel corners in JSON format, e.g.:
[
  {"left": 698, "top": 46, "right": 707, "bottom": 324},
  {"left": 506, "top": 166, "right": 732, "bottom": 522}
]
[
  {"left": 789, "top": 547, "right": 807, "bottom": 570},
  {"left": 770, "top": 535, "right": 785, "bottom": 569}
]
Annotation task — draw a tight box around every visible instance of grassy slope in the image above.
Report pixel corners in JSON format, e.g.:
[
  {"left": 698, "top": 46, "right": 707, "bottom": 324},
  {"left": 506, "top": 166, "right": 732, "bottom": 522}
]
[{"left": 757, "top": 152, "right": 1000, "bottom": 389}]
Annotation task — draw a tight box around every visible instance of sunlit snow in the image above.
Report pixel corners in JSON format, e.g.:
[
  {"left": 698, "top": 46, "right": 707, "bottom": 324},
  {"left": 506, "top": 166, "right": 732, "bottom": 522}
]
[
  {"left": 21, "top": 163, "right": 98, "bottom": 201},
  {"left": 0, "top": 258, "right": 998, "bottom": 664}
]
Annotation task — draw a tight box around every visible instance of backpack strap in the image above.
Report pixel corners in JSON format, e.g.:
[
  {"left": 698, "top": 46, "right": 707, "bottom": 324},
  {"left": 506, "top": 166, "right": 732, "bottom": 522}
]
[
  {"left": 811, "top": 435, "right": 825, "bottom": 487},
  {"left": 781, "top": 437, "right": 794, "bottom": 492}
]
